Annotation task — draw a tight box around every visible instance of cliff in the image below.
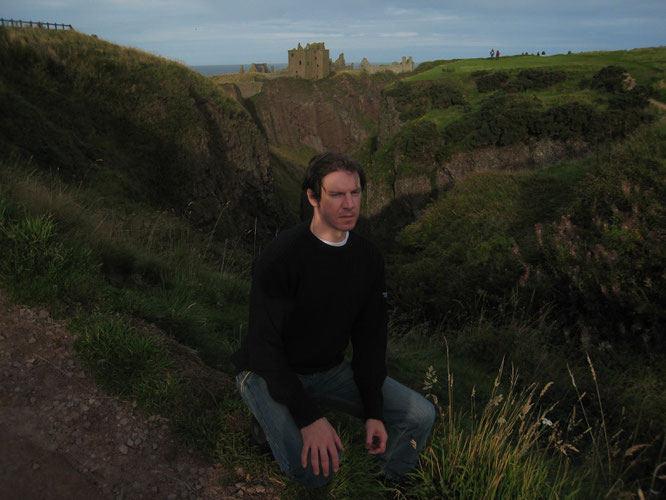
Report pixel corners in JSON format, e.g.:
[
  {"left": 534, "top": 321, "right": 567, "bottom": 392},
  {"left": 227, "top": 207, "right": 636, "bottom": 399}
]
[
  {"left": 364, "top": 138, "right": 590, "bottom": 218},
  {"left": 248, "top": 73, "right": 393, "bottom": 154}
]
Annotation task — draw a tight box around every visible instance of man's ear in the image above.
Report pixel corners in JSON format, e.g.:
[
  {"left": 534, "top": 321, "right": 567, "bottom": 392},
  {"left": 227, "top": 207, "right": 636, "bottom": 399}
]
[{"left": 306, "top": 189, "right": 319, "bottom": 208}]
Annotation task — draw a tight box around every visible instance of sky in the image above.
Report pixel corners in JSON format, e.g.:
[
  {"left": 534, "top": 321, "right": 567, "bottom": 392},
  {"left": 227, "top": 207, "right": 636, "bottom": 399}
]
[{"left": 1, "top": 1, "right": 664, "bottom": 66}]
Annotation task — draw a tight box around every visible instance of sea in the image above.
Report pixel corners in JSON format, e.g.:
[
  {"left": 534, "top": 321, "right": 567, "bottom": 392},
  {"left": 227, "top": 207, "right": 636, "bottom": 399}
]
[{"left": 190, "top": 63, "right": 288, "bottom": 76}]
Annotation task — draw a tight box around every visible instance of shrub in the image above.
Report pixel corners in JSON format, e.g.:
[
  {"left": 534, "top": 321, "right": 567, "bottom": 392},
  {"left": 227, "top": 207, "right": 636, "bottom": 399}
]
[
  {"left": 398, "top": 120, "right": 442, "bottom": 161},
  {"left": 590, "top": 65, "right": 628, "bottom": 93},
  {"left": 473, "top": 70, "right": 510, "bottom": 93},
  {"left": 609, "top": 89, "right": 650, "bottom": 110},
  {"left": 514, "top": 131, "right": 666, "bottom": 346},
  {"left": 543, "top": 102, "right": 604, "bottom": 142},
  {"left": 505, "top": 69, "right": 567, "bottom": 92},
  {"left": 385, "top": 80, "right": 465, "bottom": 121},
  {"left": 445, "top": 92, "right": 541, "bottom": 148}
]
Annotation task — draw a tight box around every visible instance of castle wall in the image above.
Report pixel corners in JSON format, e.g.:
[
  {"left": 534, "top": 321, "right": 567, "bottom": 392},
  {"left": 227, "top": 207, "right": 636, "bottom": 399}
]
[
  {"left": 359, "top": 56, "right": 414, "bottom": 74},
  {"left": 249, "top": 63, "right": 270, "bottom": 73},
  {"left": 288, "top": 42, "right": 330, "bottom": 80}
]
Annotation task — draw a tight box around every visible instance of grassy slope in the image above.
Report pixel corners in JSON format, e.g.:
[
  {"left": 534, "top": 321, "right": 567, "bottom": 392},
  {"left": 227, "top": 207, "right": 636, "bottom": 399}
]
[
  {"left": 408, "top": 47, "right": 666, "bottom": 128},
  {"left": 0, "top": 28, "right": 282, "bottom": 240}
]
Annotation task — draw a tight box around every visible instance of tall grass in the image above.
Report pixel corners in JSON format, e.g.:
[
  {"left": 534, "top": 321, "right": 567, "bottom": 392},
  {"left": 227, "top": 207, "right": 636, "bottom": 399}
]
[{"left": 405, "top": 339, "right": 577, "bottom": 500}]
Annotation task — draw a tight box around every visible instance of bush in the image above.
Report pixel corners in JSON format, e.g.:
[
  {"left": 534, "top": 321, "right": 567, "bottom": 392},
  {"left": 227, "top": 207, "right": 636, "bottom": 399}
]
[
  {"left": 514, "top": 130, "right": 666, "bottom": 346},
  {"left": 385, "top": 80, "right": 465, "bottom": 121},
  {"left": 609, "top": 89, "right": 650, "bottom": 110},
  {"left": 542, "top": 102, "right": 604, "bottom": 142},
  {"left": 473, "top": 70, "right": 510, "bottom": 93},
  {"left": 590, "top": 65, "right": 628, "bottom": 93},
  {"left": 398, "top": 120, "right": 442, "bottom": 161},
  {"left": 445, "top": 92, "right": 541, "bottom": 148},
  {"left": 505, "top": 69, "right": 567, "bottom": 92}
]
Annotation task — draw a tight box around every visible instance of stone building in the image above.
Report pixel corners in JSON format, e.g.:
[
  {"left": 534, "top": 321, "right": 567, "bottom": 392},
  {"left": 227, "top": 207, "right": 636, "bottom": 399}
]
[
  {"left": 288, "top": 42, "right": 330, "bottom": 80},
  {"left": 359, "top": 56, "right": 414, "bottom": 74},
  {"left": 333, "top": 53, "right": 354, "bottom": 72},
  {"left": 249, "top": 63, "right": 271, "bottom": 73}
]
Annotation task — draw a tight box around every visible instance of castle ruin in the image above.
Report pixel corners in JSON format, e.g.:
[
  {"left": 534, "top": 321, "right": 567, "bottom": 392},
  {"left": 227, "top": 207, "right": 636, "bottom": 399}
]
[
  {"left": 359, "top": 56, "right": 414, "bottom": 74},
  {"left": 333, "top": 53, "right": 354, "bottom": 72},
  {"left": 249, "top": 63, "right": 272, "bottom": 73},
  {"left": 288, "top": 42, "right": 330, "bottom": 80}
]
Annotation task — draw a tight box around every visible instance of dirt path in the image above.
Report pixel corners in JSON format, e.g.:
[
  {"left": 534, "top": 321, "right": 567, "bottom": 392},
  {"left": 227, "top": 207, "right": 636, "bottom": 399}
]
[
  {"left": 649, "top": 98, "right": 666, "bottom": 111},
  {"left": 0, "top": 292, "right": 279, "bottom": 499}
]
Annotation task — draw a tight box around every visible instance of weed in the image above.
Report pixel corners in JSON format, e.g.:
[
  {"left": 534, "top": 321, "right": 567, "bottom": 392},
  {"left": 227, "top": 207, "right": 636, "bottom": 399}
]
[{"left": 408, "top": 340, "right": 575, "bottom": 499}]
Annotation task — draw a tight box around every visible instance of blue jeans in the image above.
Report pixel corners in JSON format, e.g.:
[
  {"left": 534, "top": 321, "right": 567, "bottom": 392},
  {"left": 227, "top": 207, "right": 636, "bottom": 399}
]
[{"left": 236, "top": 359, "right": 435, "bottom": 488}]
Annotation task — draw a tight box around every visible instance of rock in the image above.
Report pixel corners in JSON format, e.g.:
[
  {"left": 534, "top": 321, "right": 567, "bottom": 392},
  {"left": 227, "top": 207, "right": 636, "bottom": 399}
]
[{"left": 119, "top": 444, "right": 129, "bottom": 455}]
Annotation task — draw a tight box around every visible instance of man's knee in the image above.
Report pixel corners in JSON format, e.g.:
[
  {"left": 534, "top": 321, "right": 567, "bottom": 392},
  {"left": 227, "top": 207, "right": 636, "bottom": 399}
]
[
  {"left": 409, "top": 396, "right": 436, "bottom": 437},
  {"left": 288, "top": 466, "right": 336, "bottom": 489}
]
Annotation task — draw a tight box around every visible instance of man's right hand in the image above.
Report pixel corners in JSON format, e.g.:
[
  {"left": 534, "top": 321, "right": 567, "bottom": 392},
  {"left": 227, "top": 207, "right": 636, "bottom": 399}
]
[{"left": 300, "top": 417, "right": 344, "bottom": 477}]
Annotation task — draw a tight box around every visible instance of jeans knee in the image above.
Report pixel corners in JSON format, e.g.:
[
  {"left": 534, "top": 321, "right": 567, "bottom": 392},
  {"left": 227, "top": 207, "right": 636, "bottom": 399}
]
[
  {"left": 424, "top": 399, "right": 436, "bottom": 427},
  {"left": 411, "top": 398, "right": 436, "bottom": 436},
  {"left": 288, "top": 467, "right": 335, "bottom": 489}
]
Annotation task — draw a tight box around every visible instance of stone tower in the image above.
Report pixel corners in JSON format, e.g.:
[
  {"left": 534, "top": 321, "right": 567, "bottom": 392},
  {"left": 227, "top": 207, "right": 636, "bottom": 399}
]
[{"left": 288, "top": 42, "right": 330, "bottom": 80}]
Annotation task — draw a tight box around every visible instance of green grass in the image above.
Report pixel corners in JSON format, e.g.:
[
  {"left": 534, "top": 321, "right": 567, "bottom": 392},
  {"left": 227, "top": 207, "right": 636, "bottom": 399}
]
[
  {"left": 409, "top": 48, "right": 666, "bottom": 88},
  {"left": 268, "top": 144, "right": 319, "bottom": 223}
]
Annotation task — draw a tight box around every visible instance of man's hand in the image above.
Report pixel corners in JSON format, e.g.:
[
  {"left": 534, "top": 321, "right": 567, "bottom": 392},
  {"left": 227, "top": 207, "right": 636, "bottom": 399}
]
[
  {"left": 365, "top": 418, "right": 387, "bottom": 455},
  {"left": 300, "top": 417, "right": 344, "bottom": 477}
]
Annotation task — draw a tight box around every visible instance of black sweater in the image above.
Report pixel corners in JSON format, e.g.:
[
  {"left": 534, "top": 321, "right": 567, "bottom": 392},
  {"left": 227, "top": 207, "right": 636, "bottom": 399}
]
[{"left": 232, "top": 221, "right": 388, "bottom": 428}]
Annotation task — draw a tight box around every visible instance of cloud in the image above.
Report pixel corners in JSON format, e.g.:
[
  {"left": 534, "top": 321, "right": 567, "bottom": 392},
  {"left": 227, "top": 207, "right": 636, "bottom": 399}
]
[
  {"left": 385, "top": 7, "right": 419, "bottom": 17},
  {"left": 380, "top": 32, "right": 418, "bottom": 38}
]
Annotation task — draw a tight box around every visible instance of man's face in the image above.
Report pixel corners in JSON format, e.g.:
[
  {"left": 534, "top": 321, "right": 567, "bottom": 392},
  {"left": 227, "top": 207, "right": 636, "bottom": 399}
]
[{"left": 308, "top": 170, "right": 362, "bottom": 235}]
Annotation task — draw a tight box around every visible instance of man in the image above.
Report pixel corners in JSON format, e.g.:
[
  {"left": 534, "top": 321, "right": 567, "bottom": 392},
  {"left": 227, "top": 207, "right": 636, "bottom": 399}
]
[{"left": 232, "top": 152, "right": 435, "bottom": 488}]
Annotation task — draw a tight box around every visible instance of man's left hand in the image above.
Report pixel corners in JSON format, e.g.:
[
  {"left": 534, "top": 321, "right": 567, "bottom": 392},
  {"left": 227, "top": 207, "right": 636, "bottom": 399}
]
[{"left": 365, "top": 418, "right": 387, "bottom": 455}]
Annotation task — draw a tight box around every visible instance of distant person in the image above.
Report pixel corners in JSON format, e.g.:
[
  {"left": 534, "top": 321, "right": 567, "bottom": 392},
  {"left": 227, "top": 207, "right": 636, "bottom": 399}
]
[
  {"left": 496, "top": 50, "right": 500, "bottom": 59},
  {"left": 232, "top": 152, "right": 436, "bottom": 488},
  {"left": 490, "top": 48, "right": 495, "bottom": 58}
]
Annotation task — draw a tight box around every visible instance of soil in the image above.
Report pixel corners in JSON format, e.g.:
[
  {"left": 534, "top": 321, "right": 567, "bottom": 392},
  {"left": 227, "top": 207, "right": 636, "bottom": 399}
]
[{"left": 0, "top": 291, "right": 280, "bottom": 499}]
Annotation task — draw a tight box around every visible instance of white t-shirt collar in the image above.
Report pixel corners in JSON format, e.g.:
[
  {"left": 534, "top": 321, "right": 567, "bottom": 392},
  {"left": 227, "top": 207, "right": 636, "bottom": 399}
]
[{"left": 315, "top": 231, "right": 349, "bottom": 247}]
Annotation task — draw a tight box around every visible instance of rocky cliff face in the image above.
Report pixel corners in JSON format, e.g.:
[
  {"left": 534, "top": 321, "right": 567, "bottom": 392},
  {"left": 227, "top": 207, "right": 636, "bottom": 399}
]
[
  {"left": 182, "top": 93, "right": 283, "bottom": 236},
  {"left": 364, "top": 138, "right": 590, "bottom": 217},
  {"left": 249, "top": 74, "right": 391, "bottom": 154}
]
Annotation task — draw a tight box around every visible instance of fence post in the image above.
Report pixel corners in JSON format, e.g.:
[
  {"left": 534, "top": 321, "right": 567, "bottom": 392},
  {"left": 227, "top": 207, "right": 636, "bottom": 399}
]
[{"left": 0, "top": 18, "right": 73, "bottom": 31}]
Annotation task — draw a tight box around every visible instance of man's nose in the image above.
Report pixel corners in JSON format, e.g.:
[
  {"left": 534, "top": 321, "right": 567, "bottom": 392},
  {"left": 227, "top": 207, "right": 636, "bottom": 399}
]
[{"left": 342, "top": 193, "right": 353, "bottom": 207}]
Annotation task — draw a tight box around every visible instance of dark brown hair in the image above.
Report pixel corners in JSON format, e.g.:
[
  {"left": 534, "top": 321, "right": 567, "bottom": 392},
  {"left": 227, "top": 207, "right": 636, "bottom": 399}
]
[{"left": 301, "top": 152, "right": 366, "bottom": 202}]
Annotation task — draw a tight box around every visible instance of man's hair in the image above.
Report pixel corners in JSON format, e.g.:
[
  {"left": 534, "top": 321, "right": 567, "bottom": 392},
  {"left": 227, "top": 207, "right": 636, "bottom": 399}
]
[{"left": 301, "top": 152, "right": 366, "bottom": 202}]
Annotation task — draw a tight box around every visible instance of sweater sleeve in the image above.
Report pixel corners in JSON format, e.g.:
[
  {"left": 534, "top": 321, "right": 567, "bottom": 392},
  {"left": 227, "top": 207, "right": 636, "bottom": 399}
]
[
  {"left": 242, "top": 250, "right": 324, "bottom": 429},
  {"left": 351, "top": 248, "right": 388, "bottom": 422}
]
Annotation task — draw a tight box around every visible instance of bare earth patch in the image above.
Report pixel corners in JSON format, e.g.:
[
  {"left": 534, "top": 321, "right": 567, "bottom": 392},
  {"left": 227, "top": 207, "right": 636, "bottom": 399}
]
[{"left": 0, "top": 291, "right": 278, "bottom": 499}]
